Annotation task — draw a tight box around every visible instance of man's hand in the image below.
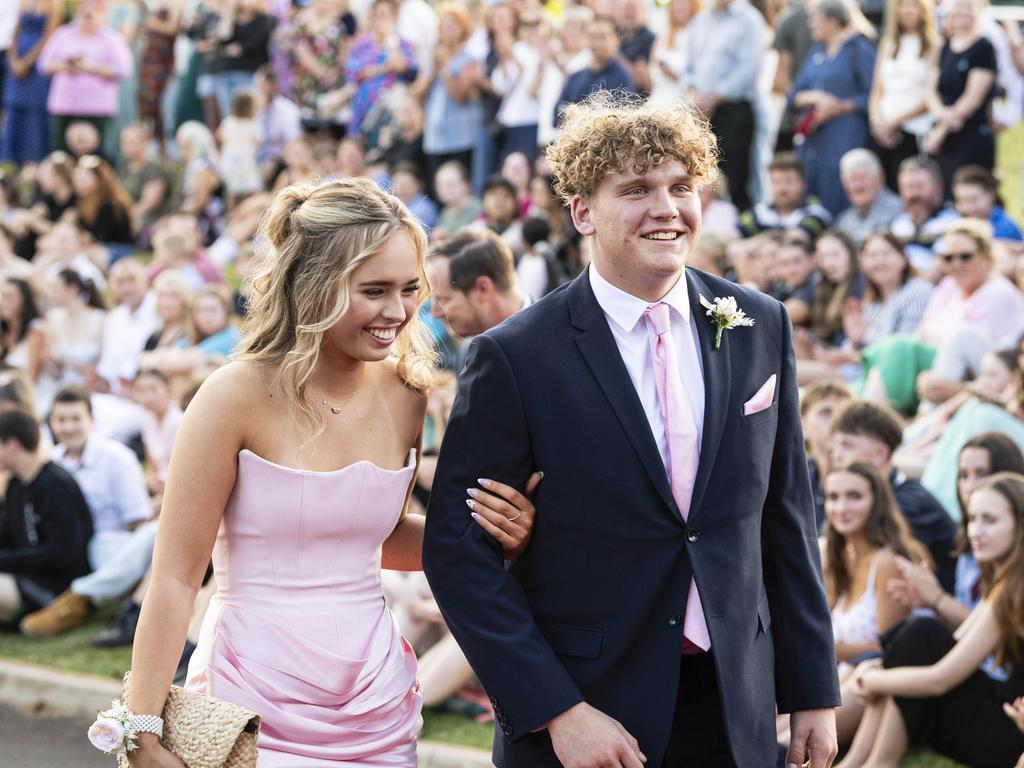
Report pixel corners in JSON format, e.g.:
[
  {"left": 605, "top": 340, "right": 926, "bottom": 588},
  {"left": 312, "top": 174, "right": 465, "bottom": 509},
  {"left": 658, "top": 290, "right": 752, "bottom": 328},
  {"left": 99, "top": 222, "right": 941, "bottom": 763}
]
[
  {"left": 548, "top": 702, "right": 646, "bottom": 768},
  {"left": 785, "top": 708, "right": 837, "bottom": 768}
]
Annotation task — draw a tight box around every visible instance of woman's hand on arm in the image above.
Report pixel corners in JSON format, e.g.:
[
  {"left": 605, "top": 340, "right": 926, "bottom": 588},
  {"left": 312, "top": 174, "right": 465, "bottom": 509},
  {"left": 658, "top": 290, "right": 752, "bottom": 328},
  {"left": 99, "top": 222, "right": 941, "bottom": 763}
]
[{"left": 466, "top": 471, "right": 543, "bottom": 561}]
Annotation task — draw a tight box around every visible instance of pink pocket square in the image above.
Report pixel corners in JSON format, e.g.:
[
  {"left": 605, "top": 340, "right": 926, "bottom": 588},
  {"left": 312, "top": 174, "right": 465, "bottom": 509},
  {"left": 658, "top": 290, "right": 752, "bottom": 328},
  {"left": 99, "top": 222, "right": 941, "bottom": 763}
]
[{"left": 744, "top": 375, "right": 777, "bottom": 416}]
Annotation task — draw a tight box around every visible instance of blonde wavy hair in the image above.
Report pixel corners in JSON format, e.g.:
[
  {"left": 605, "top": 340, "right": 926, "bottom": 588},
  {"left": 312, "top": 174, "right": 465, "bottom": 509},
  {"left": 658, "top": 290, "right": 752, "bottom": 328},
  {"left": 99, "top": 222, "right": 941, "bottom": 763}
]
[
  {"left": 546, "top": 92, "right": 719, "bottom": 205},
  {"left": 237, "top": 178, "right": 436, "bottom": 437}
]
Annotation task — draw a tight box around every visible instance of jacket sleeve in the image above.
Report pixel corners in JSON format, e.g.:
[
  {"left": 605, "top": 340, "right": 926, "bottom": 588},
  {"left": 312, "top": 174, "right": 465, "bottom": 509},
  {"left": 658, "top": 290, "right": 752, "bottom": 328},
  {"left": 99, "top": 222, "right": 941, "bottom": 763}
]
[
  {"left": 762, "top": 302, "right": 842, "bottom": 713},
  {"left": 423, "top": 334, "right": 584, "bottom": 740}
]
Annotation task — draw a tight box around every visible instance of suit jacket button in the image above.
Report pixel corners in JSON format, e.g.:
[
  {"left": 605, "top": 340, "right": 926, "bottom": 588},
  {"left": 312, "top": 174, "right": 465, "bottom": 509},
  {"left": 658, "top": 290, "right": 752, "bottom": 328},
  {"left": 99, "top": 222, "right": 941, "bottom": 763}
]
[
  {"left": 503, "top": 725, "right": 513, "bottom": 736},
  {"left": 489, "top": 697, "right": 498, "bottom": 706},
  {"left": 669, "top": 613, "right": 681, "bottom": 628},
  {"left": 686, "top": 529, "right": 699, "bottom": 543},
  {"left": 498, "top": 714, "right": 508, "bottom": 726}
]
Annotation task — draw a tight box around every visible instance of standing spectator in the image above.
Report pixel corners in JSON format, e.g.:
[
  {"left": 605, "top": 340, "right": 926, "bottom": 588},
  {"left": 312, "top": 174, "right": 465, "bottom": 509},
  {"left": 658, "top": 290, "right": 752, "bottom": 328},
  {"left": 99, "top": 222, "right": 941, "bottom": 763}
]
[
  {"left": 0, "top": 0, "right": 59, "bottom": 164},
  {"left": 344, "top": 0, "right": 416, "bottom": 138},
  {"left": 685, "top": 0, "right": 767, "bottom": 211},
  {"left": 36, "top": 0, "right": 134, "bottom": 153},
  {"left": 481, "top": 175, "right": 524, "bottom": 258},
  {"left": 952, "top": 165, "right": 1023, "bottom": 243},
  {"left": 395, "top": 0, "right": 438, "bottom": 78},
  {"left": 216, "top": 88, "right": 263, "bottom": 205},
  {"left": 834, "top": 148, "right": 905, "bottom": 248},
  {"left": 207, "top": 0, "right": 273, "bottom": 126},
  {"left": 279, "top": 0, "right": 355, "bottom": 130},
  {"left": 648, "top": 0, "right": 698, "bottom": 107},
  {"left": 133, "top": 367, "right": 182, "bottom": 497},
  {"left": 252, "top": 65, "right": 300, "bottom": 171},
  {"left": 0, "top": 409, "right": 92, "bottom": 625},
  {"left": 614, "top": 0, "right": 655, "bottom": 95},
  {"left": 922, "top": 0, "right": 997, "bottom": 191},
  {"left": 470, "top": 2, "right": 518, "bottom": 196},
  {"left": 490, "top": 9, "right": 547, "bottom": 163},
  {"left": 415, "top": 1, "right": 480, "bottom": 187},
  {"left": 391, "top": 161, "right": 437, "bottom": 232},
  {"left": 772, "top": 0, "right": 813, "bottom": 151},
  {"left": 138, "top": 0, "right": 180, "bottom": 158},
  {"left": 175, "top": 120, "right": 224, "bottom": 239},
  {"left": 554, "top": 15, "right": 636, "bottom": 123},
  {"left": 737, "top": 151, "right": 832, "bottom": 239},
  {"left": 789, "top": 0, "right": 876, "bottom": 216},
  {"left": 868, "top": 0, "right": 938, "bottom": 191}
]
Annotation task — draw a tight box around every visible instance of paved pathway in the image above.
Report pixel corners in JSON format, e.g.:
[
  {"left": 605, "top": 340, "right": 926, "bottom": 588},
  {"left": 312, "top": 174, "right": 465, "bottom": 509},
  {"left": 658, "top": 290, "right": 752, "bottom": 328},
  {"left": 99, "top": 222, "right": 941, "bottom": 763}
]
[{"left": 0, "top": 702, "right": 110, "bottom": 768}]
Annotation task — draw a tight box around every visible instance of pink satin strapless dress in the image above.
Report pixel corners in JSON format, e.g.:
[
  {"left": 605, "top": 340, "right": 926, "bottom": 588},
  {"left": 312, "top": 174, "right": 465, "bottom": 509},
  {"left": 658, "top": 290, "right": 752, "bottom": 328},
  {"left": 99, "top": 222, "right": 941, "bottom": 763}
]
[{"left": 185, "top": 448, "right": 423, "bottom": 767}]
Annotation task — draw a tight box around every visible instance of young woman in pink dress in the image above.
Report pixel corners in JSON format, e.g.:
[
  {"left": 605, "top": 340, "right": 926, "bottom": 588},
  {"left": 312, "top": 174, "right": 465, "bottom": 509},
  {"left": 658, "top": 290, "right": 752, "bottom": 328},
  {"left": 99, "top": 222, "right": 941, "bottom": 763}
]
[{"left": 126, "top": 178, "right": 538, "bottom": 767}]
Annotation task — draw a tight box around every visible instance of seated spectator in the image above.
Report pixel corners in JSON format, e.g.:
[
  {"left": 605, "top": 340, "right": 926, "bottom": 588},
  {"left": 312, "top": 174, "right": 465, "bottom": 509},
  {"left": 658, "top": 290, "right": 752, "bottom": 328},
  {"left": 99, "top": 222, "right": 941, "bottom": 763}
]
[
  {"left": 500, "top": 151, "right": 533, "bottom": 218},
  {"left": 889, "top": 156, "right": 959, "bottom": 275},
  {"left": 832, "top": 400, "right": 958, "bottom": 592},
  {"left": 819, "top": 462, "right": 929, "bottom": 746},
  {"left": 737, "top": 151, "right": 832, "bottom": 240},
  {"left": 889, "top": 433, "right": 1024, "bottom": 636},
  {"left": 490, "top": 10, "right": 548, "bottom": 163},
  {"left": 44, "top": 269, "right": 106, "bottom": 396},
  {"left": 433, "top": 161, "right": 482, "bottom": 240},
  {"left": 952, "top": 164, "right": 1023, "bottom": 243},
  {"left": 1, "top": 278, "right": 48, "bottom": 394},
  {"left": 144, "top": 270, "right": 194, "bottom": 353},
  {"left": 517, "top": 216, "right": 564, "bottom": 299},
  {"left": 31, "top": 151, "right": 77, "bottom": 225},
  {"left": 0, "top": 408, "right": 92, "bottom": 623},
  {"left": 64, "top": 119, "right": 104, "bottom": 162},
  {"left": 802, "top": 379, "right": 855, "bottom": 529},
  {"left": 554, "top": 15, "right": 637, "bottom": 123},
  {"left": 118, "top": 123, "right": 174, "bottom": 241},
  {"left": 698, "top": 178, "right": 740, "bottom": 241},
  {"left": 688, "top": 234, "right": 730, "bottom": 277},
  {"left": 526, "top": 173, "right": 580, "bottom": 273},
  {"left": 374, "top": 92, "right": 427, "bottom": 173},
  {"left": 175, "top": 121, "right": 224, "bottom": 241},
  {"left": 847, "top": 233, "right": 932, "bottom": 350},
  {"left": 146, "top": 214, "right": 225, "bottom": 291},
  {"left": 391, "top": 161, "right": 437, "bottom": 232},
  {"left": 0, "top": 226, "right": 32, "bottom": 283},
  {"left": 48, "top": 386, "right": 150, "bottom": 568},
  {"left": 834, "top": 148, "right": 905, "bottom": 248},
  {"left": 615, "top": 0, "right": 655, "bottom": 94},
  {"left": 72, "top": 154, "right": 135, "bottom": 259},
  {"left": 133, "top": 368, "right": 182, "bottom": 499},
  {"left": 841, "top": 472, "right": 1024, "bottom": 768},
  {"left": 777, "top": 231, "right": 819, "bottom": 326},
  {"left": 802, "top": 230, "right": 865, "bottom": 358},
  {"left": 481, "top": 174, "right": 524, "bottom": 257},
  {"left": 272, "top": 137, "right": 318, "bottom": 192},
  {"left": 31, "top": 220, "right": 107, "bottom": 289},
  {"left": 93, "top": 258, "right": 159, "bottom": 396},
  {"left": 734, "top": 231, "right": 787, "bottom": 298},
  {"left": 140, "top": 284, "right": 241, "bottom": 381},
  {"left": 36, "top": 0, "right": 133, "bottom": 153}
]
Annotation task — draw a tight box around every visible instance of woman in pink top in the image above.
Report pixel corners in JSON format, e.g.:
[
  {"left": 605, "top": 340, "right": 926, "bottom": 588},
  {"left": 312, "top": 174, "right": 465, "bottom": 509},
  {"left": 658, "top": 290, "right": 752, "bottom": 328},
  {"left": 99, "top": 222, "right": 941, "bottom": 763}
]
[
  {"left": 915, "top": 218, "right": 1024, "bottom": 406},
  {"left": 36, "top": 0, "right": 133, "bottom": 155}
]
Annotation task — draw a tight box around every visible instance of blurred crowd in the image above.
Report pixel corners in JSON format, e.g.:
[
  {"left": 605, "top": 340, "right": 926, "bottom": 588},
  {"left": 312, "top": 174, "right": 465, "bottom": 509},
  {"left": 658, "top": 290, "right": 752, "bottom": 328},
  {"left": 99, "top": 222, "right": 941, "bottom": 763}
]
[{"left": 0, "top": 0, "right": 1024, "bottom": 762}]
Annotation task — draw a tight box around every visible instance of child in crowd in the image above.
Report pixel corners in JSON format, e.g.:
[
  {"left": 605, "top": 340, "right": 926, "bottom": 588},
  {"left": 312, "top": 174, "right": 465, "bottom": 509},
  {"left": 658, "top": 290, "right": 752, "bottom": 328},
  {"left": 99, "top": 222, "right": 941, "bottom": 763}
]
[{"left": 217, "top": 89, "right": 264, "bottom": 206}]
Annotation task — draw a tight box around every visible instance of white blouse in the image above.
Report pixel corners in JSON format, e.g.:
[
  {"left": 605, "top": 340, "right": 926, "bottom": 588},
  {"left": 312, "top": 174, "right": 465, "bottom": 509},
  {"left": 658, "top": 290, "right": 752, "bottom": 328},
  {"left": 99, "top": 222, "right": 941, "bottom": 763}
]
[{"left": 878, "top": 34, "right": 934, "bottom": 137}]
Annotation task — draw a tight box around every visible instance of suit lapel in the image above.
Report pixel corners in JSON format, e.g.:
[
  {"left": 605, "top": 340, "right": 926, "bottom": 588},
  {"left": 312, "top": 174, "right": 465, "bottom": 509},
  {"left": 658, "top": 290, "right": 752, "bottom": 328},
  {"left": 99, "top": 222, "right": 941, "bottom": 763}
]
[
  {"left": 686, "top": 270, "right": 732, "bottom": 523},
  {"left": 567, "top": 270, "right": 680, "bottom": 517}
]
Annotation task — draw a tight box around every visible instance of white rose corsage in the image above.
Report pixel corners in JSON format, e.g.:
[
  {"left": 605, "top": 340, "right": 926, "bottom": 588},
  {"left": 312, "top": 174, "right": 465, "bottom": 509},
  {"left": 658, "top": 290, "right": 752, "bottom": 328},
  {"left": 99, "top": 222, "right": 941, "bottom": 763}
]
[
  {"left": 88, "top": 700, "right": 138, "bottom": 755},
  {"left": 699, "top": 295, "right": 755, "bottom": 350}
]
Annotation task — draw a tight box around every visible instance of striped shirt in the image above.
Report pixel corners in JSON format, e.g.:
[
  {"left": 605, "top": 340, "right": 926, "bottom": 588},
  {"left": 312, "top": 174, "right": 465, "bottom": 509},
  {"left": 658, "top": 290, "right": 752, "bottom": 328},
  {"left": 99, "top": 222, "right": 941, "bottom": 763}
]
[
  {"left": 737, "top": 196, "right": 832, "bottom": 239},
  {"left": 860, "top": 277, "right": 933, "bottom": 346}
]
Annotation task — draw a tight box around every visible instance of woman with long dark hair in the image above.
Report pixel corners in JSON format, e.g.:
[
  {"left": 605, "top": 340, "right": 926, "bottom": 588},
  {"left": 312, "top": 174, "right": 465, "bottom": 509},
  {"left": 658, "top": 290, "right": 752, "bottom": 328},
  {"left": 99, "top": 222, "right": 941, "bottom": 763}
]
[{"left": 0, "top": 278, "right": 48, "bottom": 395}]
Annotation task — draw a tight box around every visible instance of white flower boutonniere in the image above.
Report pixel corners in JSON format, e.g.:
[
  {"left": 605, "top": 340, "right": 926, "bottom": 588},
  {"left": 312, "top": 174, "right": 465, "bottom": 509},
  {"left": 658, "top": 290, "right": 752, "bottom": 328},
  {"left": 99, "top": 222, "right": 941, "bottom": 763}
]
[{"left": 699, "top": 295, "right": 755, "bottom": 350}]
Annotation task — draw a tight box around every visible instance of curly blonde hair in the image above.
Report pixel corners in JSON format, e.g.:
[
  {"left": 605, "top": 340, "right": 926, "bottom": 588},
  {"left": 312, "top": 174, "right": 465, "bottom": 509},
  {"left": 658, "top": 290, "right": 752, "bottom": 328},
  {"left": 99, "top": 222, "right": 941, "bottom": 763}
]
[
  {"left": 546, "top": 92, "right": 719, "bottom": 205},
  {"left": 237, "top": 178, "right": 436, "bottom": 438}
]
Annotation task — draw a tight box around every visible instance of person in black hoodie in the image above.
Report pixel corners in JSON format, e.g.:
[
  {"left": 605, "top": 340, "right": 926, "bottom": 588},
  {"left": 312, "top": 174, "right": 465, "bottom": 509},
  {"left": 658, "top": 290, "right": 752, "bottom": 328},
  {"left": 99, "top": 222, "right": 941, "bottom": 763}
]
[{"left": 0, "top": 408, "right": 92, "bottom": 623}]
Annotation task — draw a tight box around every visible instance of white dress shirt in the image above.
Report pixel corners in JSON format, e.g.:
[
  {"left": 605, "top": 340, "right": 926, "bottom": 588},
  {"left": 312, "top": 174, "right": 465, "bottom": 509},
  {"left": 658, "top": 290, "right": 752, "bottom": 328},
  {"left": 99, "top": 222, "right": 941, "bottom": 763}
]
[
  {"left": 589, "top": 266, "right": 705, "bottom": 478},
  {"left": 96, "top": 292, "right": 160, "bottom": 393}
]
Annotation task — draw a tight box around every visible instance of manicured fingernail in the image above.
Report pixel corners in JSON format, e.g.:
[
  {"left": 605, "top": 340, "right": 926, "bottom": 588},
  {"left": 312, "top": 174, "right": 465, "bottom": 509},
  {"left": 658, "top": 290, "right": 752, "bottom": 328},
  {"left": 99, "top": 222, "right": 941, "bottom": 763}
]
[
  {"left": 470, "top": 511, "right": 480, "bottom": 522},
  {"left": 787, "top": 763, "right": 799, "bottom": 768},
  {"left": 640, "top": 752, "right": 647, "bottom": 762},
  {"left": 477, "top": 478, "right": 492, "bottom": 487},
  {"left": 465, "top": 499, "right": 475, "bottom": 509},
  {"left": 537, "top": 471, "right": 544, "bottom": 479},
  {"left": 466, "top": 488, "right": 481, "bottom": 499}
]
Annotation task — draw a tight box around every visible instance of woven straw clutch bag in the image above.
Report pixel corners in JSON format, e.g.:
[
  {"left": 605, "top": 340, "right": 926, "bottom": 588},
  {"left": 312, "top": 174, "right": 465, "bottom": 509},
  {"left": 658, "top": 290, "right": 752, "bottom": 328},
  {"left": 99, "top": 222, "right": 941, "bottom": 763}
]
[{"left": 116, "top": 672, "right": 260, "bottom": 768}]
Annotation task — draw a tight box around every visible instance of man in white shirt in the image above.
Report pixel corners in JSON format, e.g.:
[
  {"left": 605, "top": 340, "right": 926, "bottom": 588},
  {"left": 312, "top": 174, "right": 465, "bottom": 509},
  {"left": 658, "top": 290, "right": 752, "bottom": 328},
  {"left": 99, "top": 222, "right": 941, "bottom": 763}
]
[{"left": 93, "top": 258, "right": 160, "bottom": 396}]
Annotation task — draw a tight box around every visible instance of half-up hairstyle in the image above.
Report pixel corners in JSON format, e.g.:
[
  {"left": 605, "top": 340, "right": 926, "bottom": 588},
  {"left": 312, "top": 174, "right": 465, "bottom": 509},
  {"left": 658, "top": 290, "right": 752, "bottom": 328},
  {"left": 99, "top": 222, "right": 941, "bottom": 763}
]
[{"left": 237, "top": 178, "right": 436, "bottom": 438}]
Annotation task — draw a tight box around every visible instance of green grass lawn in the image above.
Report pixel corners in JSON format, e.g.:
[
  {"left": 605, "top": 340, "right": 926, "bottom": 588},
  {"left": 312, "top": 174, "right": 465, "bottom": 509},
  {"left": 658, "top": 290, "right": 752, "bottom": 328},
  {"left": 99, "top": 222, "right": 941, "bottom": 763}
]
[
  {"left": 998, "top": 121, "right": 1024, "bottom": 222},
  {"left": 0, "top": 614, "right": 966, "bottom": 764}
]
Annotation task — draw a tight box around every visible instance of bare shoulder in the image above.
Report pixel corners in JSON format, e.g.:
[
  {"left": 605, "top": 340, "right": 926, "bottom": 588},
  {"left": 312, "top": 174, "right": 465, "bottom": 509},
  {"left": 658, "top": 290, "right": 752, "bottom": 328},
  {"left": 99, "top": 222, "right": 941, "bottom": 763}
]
[
  {"left": 186, "top": 361, "right": 278, "bottom": 441},
  {"left": 875, "top": 548, "right": 902, "bottom": 577}
]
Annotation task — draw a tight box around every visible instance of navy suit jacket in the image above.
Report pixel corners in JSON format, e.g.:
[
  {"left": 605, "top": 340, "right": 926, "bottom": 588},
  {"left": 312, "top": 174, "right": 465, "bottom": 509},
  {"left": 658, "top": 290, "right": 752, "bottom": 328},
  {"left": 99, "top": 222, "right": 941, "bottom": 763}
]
[{"left": 423, "top": 268, "right": 841, "bottom": 768}]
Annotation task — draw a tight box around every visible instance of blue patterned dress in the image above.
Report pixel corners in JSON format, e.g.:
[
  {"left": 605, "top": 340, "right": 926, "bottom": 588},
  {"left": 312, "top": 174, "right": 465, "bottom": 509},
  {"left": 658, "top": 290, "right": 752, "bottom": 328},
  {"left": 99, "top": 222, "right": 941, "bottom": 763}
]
[{"left": 1, "top": 11, "right": 51, "bottom": 163}]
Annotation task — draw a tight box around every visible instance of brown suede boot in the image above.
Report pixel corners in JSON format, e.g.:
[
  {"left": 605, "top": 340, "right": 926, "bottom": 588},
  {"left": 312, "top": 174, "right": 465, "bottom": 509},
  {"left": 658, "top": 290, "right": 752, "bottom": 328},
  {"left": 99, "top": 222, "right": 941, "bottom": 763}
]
[{"left": 19, "top": 590, "right": 93, "bottom": 637}]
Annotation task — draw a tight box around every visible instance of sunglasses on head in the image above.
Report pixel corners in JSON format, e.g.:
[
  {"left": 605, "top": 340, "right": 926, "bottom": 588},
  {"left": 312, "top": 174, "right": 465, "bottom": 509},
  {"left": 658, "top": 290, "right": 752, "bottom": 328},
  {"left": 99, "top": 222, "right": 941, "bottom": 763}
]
[{"left": 941, "top": 250, "right": 977, "bottom": 264}]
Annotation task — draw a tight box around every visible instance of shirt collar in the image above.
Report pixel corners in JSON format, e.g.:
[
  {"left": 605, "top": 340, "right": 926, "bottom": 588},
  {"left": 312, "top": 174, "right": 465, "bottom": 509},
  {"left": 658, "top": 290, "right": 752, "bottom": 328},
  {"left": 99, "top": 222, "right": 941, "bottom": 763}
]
[
  {"left": 54, "top": 437, "right": 96, "bottom": 469},
  {"left": 589, "top": 264, "right": 691, "bottom": 334}
]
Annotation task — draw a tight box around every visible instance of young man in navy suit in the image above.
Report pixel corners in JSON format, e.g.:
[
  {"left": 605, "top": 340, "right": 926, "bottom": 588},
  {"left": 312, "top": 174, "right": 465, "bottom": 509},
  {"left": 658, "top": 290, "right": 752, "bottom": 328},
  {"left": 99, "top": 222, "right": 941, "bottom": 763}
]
[{"left": 423, "top": 95, "right": 841, "bottom": 768}]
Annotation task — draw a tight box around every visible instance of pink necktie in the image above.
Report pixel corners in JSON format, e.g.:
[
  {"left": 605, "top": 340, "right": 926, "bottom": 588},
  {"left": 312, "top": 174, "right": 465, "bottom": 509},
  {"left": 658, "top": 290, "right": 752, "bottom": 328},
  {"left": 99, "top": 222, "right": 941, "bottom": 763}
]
[{"left": 644, "top": 303, "right": 711, "bottom": 652}]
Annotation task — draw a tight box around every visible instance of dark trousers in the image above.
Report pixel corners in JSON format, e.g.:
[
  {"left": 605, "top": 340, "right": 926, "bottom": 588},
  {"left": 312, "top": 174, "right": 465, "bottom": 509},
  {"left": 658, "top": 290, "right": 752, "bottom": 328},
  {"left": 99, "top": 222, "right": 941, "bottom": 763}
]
[
  {"left": 663, "top": 652, "right": 735, "bottom": 768},
  {"left": 874, "top": 130, "right": 919, "bottom": 193},
  {"left": 710, "top": 101, "right": 755, "bottom": 211}
]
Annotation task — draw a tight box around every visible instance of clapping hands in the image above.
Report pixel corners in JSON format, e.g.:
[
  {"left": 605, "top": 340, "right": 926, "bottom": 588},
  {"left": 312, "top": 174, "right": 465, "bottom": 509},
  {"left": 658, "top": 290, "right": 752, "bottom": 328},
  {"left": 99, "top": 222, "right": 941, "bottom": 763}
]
[{"left": 886, "top": 554, "right": 941, "bottom": 609}]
